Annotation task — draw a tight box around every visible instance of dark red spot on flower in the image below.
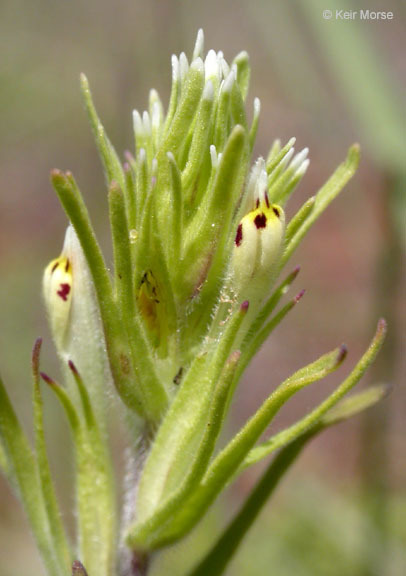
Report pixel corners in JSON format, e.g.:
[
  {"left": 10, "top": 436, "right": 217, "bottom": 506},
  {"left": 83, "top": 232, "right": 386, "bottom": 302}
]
[
  {"left": 254, "top": 213, "right": 267, "bottom": 229},
  {"left": 65, "top": 259, "right": 70, "bottom": 272},
  {"left": 272, "top": 206, "right": 280, "bottom": 218},
  {"left": 255, "top": 198, "right": 260, "bottom": 209},
  {"left": 235, "top": 223, "right": 243, "bottom": 246},
  {"left": 57, "top": 283, "right": 71, "bottom": 301},
  {"left": 51, "top": 262, "right": 59, "bottom": 274},
  {"left": 265, "top": 192, "right": 270, "bottom": 208}
]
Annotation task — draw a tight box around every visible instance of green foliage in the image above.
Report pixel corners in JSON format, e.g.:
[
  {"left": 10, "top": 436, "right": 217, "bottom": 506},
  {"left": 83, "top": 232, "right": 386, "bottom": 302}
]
[{"left": 0, "top": 30, "right": 388, "bottom": 576}]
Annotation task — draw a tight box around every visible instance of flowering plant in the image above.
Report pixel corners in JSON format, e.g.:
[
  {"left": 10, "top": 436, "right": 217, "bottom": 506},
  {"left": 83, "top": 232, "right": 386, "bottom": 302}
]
[{"left": 0, "top": 30, "right": 387, "bottom": 576}]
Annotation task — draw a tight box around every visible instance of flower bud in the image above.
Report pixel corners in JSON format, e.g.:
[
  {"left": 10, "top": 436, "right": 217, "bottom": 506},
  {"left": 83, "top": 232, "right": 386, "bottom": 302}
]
[
  {"left": 231, "top": 195, "right": 285, "bottom": 297},
  {"left": 43, "top": 226, "right": 111, "bottom": 427},
  {"left": 43, "top": 254, "right": 73, "bottom": 350}
]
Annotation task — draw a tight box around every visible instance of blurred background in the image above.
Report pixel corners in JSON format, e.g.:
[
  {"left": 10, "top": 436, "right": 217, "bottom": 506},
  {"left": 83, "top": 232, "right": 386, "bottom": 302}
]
[{"left": 0, "top": 0, "right": 405, "bottom": 574}]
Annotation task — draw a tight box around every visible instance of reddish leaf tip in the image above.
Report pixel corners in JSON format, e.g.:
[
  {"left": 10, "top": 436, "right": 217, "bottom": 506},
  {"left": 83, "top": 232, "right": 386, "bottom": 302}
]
[
  {"left": 40, "top": 372, "right": 56, "bottom": 386},
  {"left": 240, "top": 300, "right": 250, "bottom": 312},
  {"left": 337, "top": 344, "right": 348, "bottom": 364},
  {"left": 72, "top": 561, "right": 88, "bottom": 576},
  {"left": 124, "top": 150, "right": 135, "bottom": 162},
  {"left": 68, "top": 359, "right": 78, "bottom": 375},
  {"left": 377, "top": 318, "right": 387, "bottom": 335},
  {"left": 294, "top": 289, "right": 306, "bottom": 303}
]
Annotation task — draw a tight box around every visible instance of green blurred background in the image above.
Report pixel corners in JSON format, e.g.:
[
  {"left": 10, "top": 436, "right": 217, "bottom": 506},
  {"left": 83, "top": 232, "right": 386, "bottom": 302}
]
[{"left": 0, "top": 0, "right": 405, "bottom": 574}]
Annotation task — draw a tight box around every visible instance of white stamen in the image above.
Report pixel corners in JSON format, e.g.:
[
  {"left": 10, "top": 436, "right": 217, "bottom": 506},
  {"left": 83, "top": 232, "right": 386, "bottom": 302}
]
[
  {"left": 193, "top": 29, "right": 205, "bottom": 60},
  {"left": 256, "top": 164, "right": 268, "bottom": 205},
  {"left": 151, "top": 157, "right": 158, "bottom": 175},
  {"left": 203, "top": 80, "right": 214, "bottom": 101},
  {"left": 151, "top": 102, "right": 161, "bottom": 130},
  {"left": 171, "top": 55, "right": 180, "bottom": 83},
  {"left": 138, "top": 148, "right": 146, "bottom": 164},
  {"left": 133, "top": 110, "right": 144, "bottom": 137},
  {"left": 295, "top": 158, "right": 310, "bottom": 177},
  {"left": 222, "top": 70, "right": 235, "bottom": 94},
  {"left": 179, "top": 52, "right": 189, "bottom": 81},
  {"left": 142, "top": 111, "right": 151, "bottom": 136},
  {"left": 205, "top": 49, "right": 220, "bottom": 81},
  {"left": 190, "top": 56, "right": 204, "bottom": 75},
  {"left": 219, "top": 54, "right": 230, "bottom": 80},
  {"left": 289, "top": 147, "right": 309, "bottom": 172},
  {"left": 279, "top": 147, "right": 295, "bottom": 170}
]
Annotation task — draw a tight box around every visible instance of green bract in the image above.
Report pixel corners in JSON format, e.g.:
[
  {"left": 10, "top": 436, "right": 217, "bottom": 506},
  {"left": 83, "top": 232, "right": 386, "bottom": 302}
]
[{"left": 0, "top": 30, "right": 388, "bottom": 576}]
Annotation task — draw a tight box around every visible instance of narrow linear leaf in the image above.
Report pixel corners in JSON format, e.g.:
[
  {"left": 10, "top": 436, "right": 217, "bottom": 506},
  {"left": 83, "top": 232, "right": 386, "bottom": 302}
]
[
  {"left": 161, "top": 58, "right": 205, "bottom": 164},
  {"left": 134, "top": 302, "right": 249, "bottom": 526},
  {"left": 109, "top": 181, "right": 168, "bottom": 419},
  {"left": 80, "top": 74, "right": 126, "bottom": 194},
  {"left": 0, "top": 375, "right": 63, "bottom": 576},
  {"left": 181, "top": 81, "right": 215, "bottom": 194},
  {"left": 232, "top": 51, "right": 250, "bottom": 101},
  {"left": 0, "top": 442, "right": 9, "bottom": 481},
  {"left": 139, "top": 343, "right": 347, "bottom": 548},
  {"left": 51, "top": 170, "right": 146, "bottom": 417},
  {"left": 67, "top": 362, "right": 117, "bottom": 576},
  {"left": 248, "top": 98, "right": 260, "bottom": 151},
  {"left": 187, "top": 434, "right": 310, "bottom": 576},
  {"left": 281, "top": 144, "right": 360, "bottom": 267},
  {"left": 246, "top": 266, "right": 300, "bottom": 336},
  {"left": 187, "top": 384, "right": 390, "bottom": 576},
  {"left": 243, "top": 319, "right": 386, "bottom": 468},
  {"left": 123, "top": 162, "right": 137, "bottom": 232},
  {"left": 109, "top": 181, "right": 135, "bottom": 311},
  {"left": 127, "top": 351, "right": 240, "bottom": 549},
  {"left": 168, "top": 152, "right": 183, "bottom": 267},
  {"left": 235, "top": 289, "right": 306, "bottom": 383},
  {"left": 32, "top": 339, "right": 71, "bottom": 570},
  {"left": 285, "top": 196, "right": 315, "bottom": 245}
]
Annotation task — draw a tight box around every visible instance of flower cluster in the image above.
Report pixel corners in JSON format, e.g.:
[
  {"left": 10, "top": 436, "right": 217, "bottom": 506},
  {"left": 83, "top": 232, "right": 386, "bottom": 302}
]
[{"left": 0, "top": 30, "right": 387, "bottom": 576}]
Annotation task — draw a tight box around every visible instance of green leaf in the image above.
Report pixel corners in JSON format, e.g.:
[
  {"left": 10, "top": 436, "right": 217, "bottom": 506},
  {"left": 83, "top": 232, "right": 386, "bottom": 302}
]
[
  {"left": 67, "top": 362, "right": 117, "bottom": 576},
  {"left": 285, "top": 196, "right": 315, "bottom": 245},
  {"left": 32, "top": 339, "right": 71, "bottom": 571},
  {"left": 281, "top": 144, "right": 360, "bottom": 268},
  {"left": 181, "top": 81, "right": 215, "bottom": 196},
  {"left": 109, "top": 181, "right": 169, "bottom": 422},
  {"left": 235, "top": 288, "right": 305, "bottom": 384},
  {"left": 132, "top": 303, "right": 249, "bottom": 531},
  {"left": 42, "top": 366, "right": 116, "bottom": 576},
  {"left": 186, "top": 383, "right": 390, "bottom": 576},
  {"left": 184, "top": 125, "right": 249, "bottom": 340},
  {"left": 232, "top": 51, "right": 250, "bottom": 101},
  {"left": 51, "top": 170, "right": 146, "bottom": 417},
  {"left": 80, "top": 74, "right": 126, "bottom": 194},
  {"left": 127, "top": 351, "right": 241, "bottom": 550},
  {"left": 0, "top": 375, "right": 65, "bottom": 576},
  {"left": 138, "top": 343, "right": 347, "bottom": 548},
  {"left": 318, "top": 383, "right": 391, "bottom": 427},
  {"left": 0, "top": 441, "right": 9, "bottom": 481},
  {"left": 243, "top": 319, "right": 386, "bottom": 469},
  {"left": 187, "top": 435, "right": 309, "bottom": 576},
  {"left": 266, "top": 137, "right": 296, "bottom": 177},
  {"left": 160, "top": 58, "right": 205, "bottom": 165},
  {"left": 248, "top": 98, "right": 260, "bottom": 151}
]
